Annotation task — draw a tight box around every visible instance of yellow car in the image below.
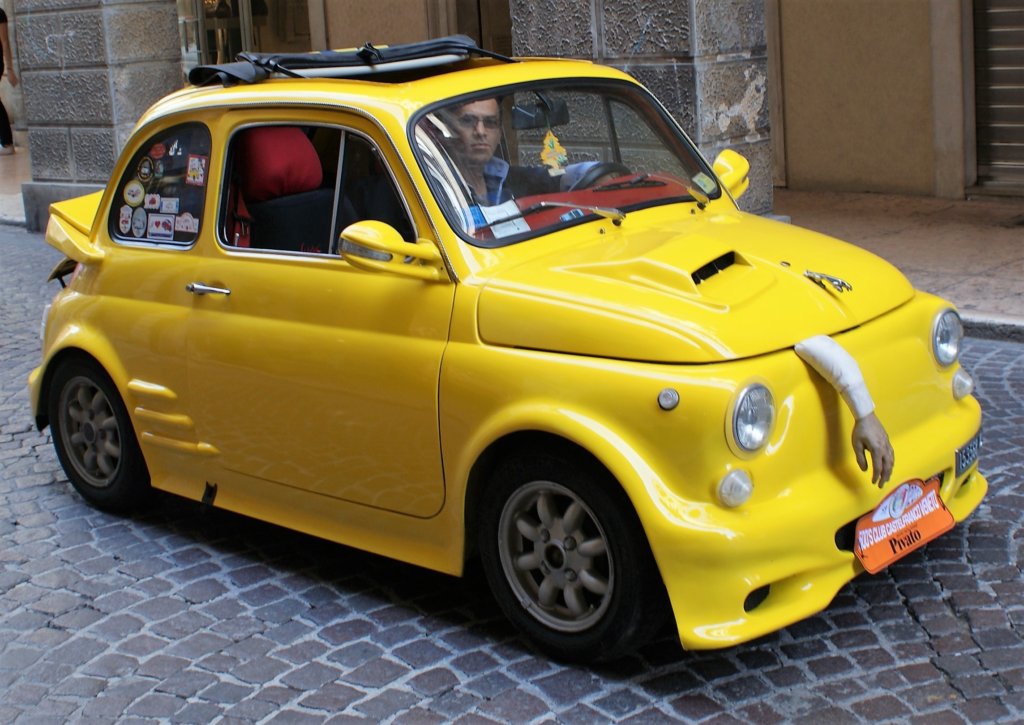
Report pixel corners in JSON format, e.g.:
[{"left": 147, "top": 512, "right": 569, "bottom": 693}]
[{"left": 29, "top": 36, "right": 985, "bottom": 660}]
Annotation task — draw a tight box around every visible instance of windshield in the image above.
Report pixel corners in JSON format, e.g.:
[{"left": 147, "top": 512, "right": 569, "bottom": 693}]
[{"left": 412, "top": 81, "right": 720, "bottom": 247}]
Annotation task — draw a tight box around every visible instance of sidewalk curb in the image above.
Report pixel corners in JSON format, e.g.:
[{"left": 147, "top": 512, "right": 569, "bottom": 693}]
[{"left": 964, "top": 313, "right": 1024, "bottom": 343}]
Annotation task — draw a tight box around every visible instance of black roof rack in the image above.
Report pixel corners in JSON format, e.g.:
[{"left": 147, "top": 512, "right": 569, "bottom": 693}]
[{"left": 188, "top": 35, "right": 513, "bottom": 87}]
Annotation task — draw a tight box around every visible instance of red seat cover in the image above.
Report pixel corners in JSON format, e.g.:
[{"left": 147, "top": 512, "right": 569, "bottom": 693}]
[{"left": 237, "top": 126, "right": 323, "bottom": 202}]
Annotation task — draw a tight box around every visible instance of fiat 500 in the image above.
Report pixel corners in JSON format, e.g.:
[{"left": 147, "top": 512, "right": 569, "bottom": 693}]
[{"left": 30, "top": 37, "right": 985, "bottom": 660}]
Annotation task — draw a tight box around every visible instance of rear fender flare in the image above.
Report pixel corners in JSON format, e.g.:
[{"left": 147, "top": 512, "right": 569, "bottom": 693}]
[{"left": 34, "top": 326, "right": 132, "bottom": 430}]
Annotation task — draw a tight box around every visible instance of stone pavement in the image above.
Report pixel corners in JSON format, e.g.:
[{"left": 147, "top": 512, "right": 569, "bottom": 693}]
[{"left": 2, "top": 226, "right": 1023, "bottom": 722}]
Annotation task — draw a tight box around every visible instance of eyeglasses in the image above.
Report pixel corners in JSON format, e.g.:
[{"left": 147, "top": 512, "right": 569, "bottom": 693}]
[{"left": 456, "top": 113, "right": 501, "bottom": 131}]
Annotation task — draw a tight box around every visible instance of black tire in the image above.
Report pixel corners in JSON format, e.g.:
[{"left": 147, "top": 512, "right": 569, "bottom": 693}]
[
  {"left": 478, "top": 448, "right": 667, "bottom": 661},
  {"left": 568, "top": 161, "right": 632, "bottom": 190},
  {"left": 47, "top": 357, "right": 150, "bottom": 512}
]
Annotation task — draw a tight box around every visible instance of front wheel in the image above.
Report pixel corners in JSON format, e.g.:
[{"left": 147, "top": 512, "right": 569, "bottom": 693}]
[
  {"left": 478, "top": 450, "right": 667, "bottom": 661},
  {"left": 47, "top": 357, "right": 150, "bottom": 512}
]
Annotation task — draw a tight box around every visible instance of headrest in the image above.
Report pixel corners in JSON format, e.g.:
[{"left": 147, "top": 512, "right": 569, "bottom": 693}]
[{"left": 237, "top": 126, "right": 323, "bottom": 202}]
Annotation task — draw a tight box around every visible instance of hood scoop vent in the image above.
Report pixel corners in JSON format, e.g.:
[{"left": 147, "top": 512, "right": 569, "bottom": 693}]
[{"left": 692, "top": 251, "right": 735, "bottom": 286}]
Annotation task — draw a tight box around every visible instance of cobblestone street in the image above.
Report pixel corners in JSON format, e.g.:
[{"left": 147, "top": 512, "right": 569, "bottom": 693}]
[{"left": 2, "top": 225, "right": 1022, "bottom": 723}]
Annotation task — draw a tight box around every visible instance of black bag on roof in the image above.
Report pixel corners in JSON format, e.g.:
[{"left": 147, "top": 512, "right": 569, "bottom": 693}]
[{"left": 188, "top": 35, "right": 508, "bottom": 87}]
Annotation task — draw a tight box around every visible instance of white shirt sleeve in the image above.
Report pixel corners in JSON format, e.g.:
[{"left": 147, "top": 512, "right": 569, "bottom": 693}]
[{"left": 794, "top": 334, "right": 875, "bottom": 420}]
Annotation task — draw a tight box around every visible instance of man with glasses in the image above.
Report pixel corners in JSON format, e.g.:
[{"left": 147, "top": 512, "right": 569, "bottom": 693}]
[
  {"left": 444, "top": 98, "right": 611, "bottom": 203},
  {"left": 446, "top": 98, "right": 510, "bottom": 205}
]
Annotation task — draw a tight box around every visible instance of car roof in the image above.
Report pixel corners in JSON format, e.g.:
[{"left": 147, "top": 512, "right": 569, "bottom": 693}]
[
  {"left": 188, "top": 34, "right": 505, "bottom": 85},
  {"left": 137, "top": 36, "right": 636, "bottom": 130}
]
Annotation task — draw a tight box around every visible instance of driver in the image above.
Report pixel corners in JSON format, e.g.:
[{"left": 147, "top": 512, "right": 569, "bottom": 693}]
[
  {"left": 442, "top": 98, "right": 618, "bottom": 206},
  {"left": 445, "top": 98, "right": 513, "bottom": 205}
]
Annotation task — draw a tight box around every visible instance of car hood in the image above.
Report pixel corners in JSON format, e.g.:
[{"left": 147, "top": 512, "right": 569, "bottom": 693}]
[{"left": 476, "top": 210, "right": 914, "bottom": 363}]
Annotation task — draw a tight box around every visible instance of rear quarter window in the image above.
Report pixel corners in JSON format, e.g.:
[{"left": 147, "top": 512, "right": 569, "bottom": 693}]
[{"left": 108, "top": 122, "right": 213, "bottom": 246}]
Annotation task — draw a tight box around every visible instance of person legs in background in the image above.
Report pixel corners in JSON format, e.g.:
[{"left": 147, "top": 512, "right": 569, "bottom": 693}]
[
  {"left": 0, "top": 101, "right": 13, "bottom": 154},
  {"left": 0, "top": 7, "right": 18, "bottom": 155}
]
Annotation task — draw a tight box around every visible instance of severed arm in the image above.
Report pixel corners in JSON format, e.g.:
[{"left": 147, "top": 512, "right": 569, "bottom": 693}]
[{"left": 795, "top": 335, "right": 894, "bottom": 487}]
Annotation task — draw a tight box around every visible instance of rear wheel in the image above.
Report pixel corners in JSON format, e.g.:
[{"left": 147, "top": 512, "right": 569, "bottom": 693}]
[
  {"left": 48, "top": 357, "right": 150, "bottom": 511},
  {"left": 478, "top": 449, "right": 666, "bottom": 660}
]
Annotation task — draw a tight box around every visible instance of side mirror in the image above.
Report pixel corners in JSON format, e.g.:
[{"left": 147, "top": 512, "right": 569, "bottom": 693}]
[
  {"left": 712, "top": 149, "right": 750, "bottom": 201},
  {"left": 340, "top": 221, "right": 447, "bottom": 282}
]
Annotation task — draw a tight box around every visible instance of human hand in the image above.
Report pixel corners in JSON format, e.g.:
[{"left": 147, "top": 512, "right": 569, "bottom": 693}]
[
  {"left": 8, "top": 69, "right": 17, "bottom": 88},
  {"left": 851, "top": 412, "right": 894, "bottom": 487}
]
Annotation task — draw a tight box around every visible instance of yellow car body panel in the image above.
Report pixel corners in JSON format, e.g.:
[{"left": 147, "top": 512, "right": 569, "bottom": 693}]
[
  {"left": 30, "top": 50, "right": 986, "bottom": 652},
  {"left": 472, "top": 206, "right": 914, "bottom": 362},
  {"left": 45, "top": 191, "right": 106, "bottom": 264},
  {"left": 440, "top": 287, "right": 985, "bottom": 648}
]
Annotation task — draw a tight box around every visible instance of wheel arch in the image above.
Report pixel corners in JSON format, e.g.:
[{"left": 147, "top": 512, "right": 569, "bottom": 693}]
[
  {"left": 464, "top": 428, "right": 674, "bottom": 658},
  {"left": 461, "top": 429, "right": 656, "bottom": 568},
  {"left": 35, "top": 336, "right": 131, "bottom": 431}
]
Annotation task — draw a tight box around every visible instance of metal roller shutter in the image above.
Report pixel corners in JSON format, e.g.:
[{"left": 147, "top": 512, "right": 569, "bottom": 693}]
[{"left": 974, "top": 0, "right": 1024, "bottom": 190}]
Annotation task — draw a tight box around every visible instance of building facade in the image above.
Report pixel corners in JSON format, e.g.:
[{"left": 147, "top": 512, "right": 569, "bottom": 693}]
[
  {"left": 13, "top": 0, "right": 183, "bottom": 230},
  {"left": 769, "top": 0, "right": 1023, "bottom": 198},
  {"left": 9, "top": 1, "right": 1022, "bottom": 231},
  {"left": 510, "top": 0, "right": 772, "bottom": 214}
]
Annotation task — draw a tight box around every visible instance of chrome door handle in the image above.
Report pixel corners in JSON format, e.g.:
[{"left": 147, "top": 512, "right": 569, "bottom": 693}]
[{"left": 186, "top": 282, "right": 231, "bottom": 296}]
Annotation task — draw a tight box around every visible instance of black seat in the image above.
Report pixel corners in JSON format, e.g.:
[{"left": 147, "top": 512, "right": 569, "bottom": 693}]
[
  {"left": 247, "top": 188, "right": 336, "bottom": 253},
  {"left": 236, "top": 126, "right": 335, "bottom": 253},
  {"left": 338, "top": 136, "right": 414, "bottom": 242}
]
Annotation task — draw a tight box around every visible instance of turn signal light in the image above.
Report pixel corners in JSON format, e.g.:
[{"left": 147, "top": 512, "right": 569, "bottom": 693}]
[
  {"left": 717, "top": 469, "right": 754, "bottom": 508},
  {"left": 952, "top": 368, "right": 974, "bottom": 400}
]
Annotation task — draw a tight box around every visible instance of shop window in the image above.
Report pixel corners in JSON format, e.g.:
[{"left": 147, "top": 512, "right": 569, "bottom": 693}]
[{"left": 109, "top": 122, "right": 212, "bottom": 246}]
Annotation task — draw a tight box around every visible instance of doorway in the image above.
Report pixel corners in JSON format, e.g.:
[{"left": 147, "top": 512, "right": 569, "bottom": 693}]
[
  {"left": 455, "top": 0, "right": 513, "bottom": 55},
  {"left": 316, "top": 1, "right": 509, "bottom": 54},
  {"left": 973, "top": 0, "right": 1024, "bottom": 193},
  {"left": 178, "top": 1, "right": 511, "bottom": 73},
  {"left": 178, "top": 0, "right": 312, "bottom": 71}
]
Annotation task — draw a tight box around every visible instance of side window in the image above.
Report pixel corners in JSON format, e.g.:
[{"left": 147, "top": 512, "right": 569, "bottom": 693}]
[
  {"left": 221, "top": 124, "right": 342, "bottom": 254},
  {"left": 219, "top": 124, "right": 415, "bottom": 255},
  {"left": 109, "top": 122, "right": 212, "bottom": 246},
  {"left": 338, "top": 134, "right": 415, "bottom": 243}
]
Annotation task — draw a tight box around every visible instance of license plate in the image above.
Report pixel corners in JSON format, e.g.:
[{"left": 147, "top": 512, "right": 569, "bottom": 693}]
[
  {"left": 955, "top": 429, "right": 982, "bottom": 477},
  {"left": 854, "top": 477, "right": 955, "bottom": 574}
]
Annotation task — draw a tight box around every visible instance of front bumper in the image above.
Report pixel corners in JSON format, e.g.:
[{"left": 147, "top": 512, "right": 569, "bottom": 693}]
[{"left": 650, "top": 413, "right": 986, "bottom": 650}]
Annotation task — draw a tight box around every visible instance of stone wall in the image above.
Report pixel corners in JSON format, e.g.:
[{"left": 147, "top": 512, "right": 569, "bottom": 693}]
[
  {"left": 16, "top": 0, "right": 182, "bottom": 230},
  {"left": 509, "top": 0, "right": 772, "bottom": 213}
]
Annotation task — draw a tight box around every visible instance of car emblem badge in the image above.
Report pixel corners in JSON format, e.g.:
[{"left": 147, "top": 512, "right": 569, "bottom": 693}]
[{"left": 805, "top": 269, "right": 853, "bottom": 293}]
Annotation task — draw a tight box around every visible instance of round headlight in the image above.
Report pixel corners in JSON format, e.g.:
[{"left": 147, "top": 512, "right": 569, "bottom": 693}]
[
  {"left": 732, "top": 383, "right": 775, "bottom": 452},
  {"left": 932, "top": 309, "right": 963, "bottom": 366}
]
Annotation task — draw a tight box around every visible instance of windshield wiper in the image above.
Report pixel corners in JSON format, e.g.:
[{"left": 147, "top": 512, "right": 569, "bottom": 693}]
[
  {"left": 478, "top": 200, "right": 626, "bottom": 230},
  {"left": 591, "top": 173, "right": 666, "bottom": 191},
  {"left": 592, "top": 173, "right": 710, "bottom": 211},
  {"left": 683, "top": 180, "right": 710, "bottom": 210}
]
